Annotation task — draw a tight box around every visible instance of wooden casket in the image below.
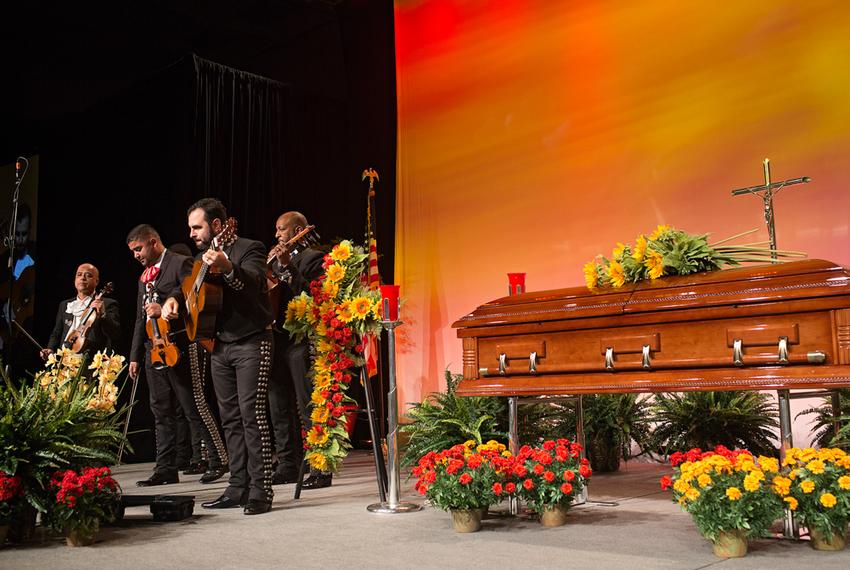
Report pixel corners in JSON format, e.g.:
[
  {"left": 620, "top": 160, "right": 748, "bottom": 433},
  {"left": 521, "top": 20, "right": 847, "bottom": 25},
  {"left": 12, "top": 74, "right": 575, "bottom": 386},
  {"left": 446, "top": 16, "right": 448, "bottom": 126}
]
[{"left": 452, "top": 260, "right": 850, "bottom": 397}]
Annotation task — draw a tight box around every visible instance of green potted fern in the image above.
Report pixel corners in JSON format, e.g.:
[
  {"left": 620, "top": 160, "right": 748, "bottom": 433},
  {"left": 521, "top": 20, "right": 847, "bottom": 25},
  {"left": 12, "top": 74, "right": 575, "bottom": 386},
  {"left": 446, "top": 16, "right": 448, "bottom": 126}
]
[
  {"left": 647, "top": 391, "right": 779, "bottom": 458},
  {"left": 797, "top": 389, "right": 850, "bottom": 450}
]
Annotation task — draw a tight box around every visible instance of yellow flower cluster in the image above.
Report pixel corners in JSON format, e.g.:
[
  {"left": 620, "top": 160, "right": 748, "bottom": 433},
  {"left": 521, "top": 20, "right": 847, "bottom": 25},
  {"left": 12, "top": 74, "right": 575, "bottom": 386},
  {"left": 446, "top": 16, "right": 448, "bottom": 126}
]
[
  {"left": 672, "top": 452, "right": 772, "bottom": 506},
  {"left": 583, "top": 224, "right": 675, "bottom": 290},
  {"left": 36, "top": 348, "right": 124, "bottom": 412}
]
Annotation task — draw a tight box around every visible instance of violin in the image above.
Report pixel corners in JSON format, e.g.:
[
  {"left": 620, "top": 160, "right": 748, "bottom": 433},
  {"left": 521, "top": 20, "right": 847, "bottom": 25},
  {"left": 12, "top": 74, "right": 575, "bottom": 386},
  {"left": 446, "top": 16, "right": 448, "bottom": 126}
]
[
  {"left": 63, "top": 282, "right": 114, "bottom": 353},
  {"left": 144, "top": 289, "right": 180, "bottom": 370},
  {"left": 266, "top": 224, "right": 319, "bottom": 291}
]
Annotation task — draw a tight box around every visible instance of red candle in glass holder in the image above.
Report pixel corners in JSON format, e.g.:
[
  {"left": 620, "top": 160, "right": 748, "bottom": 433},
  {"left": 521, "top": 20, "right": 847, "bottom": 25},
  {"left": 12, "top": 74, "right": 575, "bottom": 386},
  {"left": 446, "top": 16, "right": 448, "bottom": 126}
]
[
  {"left": 380, "top": 284, "right": 401, "bottom": 321},
  {"left": 507, "top": 273, "right": 526, "bottom": 296}
]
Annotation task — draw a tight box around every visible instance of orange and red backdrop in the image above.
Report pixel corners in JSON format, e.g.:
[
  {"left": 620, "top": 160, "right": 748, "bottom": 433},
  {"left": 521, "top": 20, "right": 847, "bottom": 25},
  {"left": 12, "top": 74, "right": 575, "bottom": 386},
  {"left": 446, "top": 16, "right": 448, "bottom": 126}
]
[{"left": 393, "top": 0, "right": 850, "bottom": 409}]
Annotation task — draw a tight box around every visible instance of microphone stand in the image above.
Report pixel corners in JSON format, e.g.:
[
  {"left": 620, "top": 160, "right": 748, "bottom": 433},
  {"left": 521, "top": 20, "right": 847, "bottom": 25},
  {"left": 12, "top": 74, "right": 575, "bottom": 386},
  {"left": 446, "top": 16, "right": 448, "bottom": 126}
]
[{"left": 3, "top": 157, "right": 28, "bottom": 367}]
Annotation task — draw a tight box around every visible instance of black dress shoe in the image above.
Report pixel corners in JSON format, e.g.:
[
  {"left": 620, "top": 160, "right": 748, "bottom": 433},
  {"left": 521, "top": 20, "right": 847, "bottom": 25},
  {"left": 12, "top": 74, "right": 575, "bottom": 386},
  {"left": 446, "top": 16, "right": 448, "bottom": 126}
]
[
  {"left": 199, "top": 466, "right": 228, "bottom": 484},
  {"left": 301, "top": 473, "right": 332, "bottom": 489},
  {"left": 136, "top": 472, "right": 179, "bottom": 487},
  {"left": 183, "top": 460, "right": 208, "bottom": 475},
  {"left": 243, "top": 499, "right": 272, "bottom": 515},
  {"left": 201, "top": 493, "right": 247, "bottom": 509},
  {"left": 272, "top": 470, "right": 299, "bottom": 485}
]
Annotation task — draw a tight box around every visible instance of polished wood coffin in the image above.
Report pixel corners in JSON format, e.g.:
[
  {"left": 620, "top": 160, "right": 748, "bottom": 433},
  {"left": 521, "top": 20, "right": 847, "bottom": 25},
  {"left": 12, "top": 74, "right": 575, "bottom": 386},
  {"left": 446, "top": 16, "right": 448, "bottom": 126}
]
[{"left": 452, "top": 260, "right": 850, "bottom": 396}]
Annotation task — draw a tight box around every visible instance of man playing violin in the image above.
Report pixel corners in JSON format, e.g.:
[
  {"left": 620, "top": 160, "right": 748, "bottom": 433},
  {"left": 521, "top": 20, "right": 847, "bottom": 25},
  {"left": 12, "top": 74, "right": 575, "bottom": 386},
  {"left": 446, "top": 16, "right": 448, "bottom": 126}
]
[
  {"left": 127, "top": 224, "right": 227, "bottom": 487},
  {"left": 162, "top": 198, "right": 275, "bottom": 515},
  {"left": 267, "top": 212, "right": 330, "bottom": 488},
  {"left": 42, "top": 263, "right": 120, "bottom": 359}
]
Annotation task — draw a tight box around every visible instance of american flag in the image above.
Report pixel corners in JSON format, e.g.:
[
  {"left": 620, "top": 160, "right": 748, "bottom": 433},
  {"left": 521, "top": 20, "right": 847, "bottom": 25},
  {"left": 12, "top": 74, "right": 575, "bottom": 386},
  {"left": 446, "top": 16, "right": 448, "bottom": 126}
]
[{"left": 362, "top": 168, "right": 381, "bottom": 378}]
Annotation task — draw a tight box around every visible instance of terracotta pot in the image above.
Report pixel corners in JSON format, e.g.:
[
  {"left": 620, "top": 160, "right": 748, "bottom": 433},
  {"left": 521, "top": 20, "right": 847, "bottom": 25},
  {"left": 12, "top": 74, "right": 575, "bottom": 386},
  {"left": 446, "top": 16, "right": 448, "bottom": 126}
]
[
  {"left": 65, "top": 528, "right": 97, "bottom": 547},
  {"left": 450, "top": 508, "right": 482, "bottom": 533},
  {"left": 712, "top": 529, "right": 748, "bottom": 558},
  {"left": 0, "top": 524, "right": 9, "bottom": 548},
  {"left": 810, "top": 527, "right": 847, "bottom": 551},
  {"left": 540, "top": 503, "right": 570, "bottom": 527}
]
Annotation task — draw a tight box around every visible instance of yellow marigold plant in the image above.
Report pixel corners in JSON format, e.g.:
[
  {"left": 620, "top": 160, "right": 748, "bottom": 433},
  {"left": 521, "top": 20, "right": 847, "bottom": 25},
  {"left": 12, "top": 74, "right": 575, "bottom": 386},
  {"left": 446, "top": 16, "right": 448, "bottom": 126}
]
[
  {"left": 782, "top": 447, "right": 850, "bottom": 538},
  {"left": 660, "top": 446, "right": 784, "bottom": 543}
]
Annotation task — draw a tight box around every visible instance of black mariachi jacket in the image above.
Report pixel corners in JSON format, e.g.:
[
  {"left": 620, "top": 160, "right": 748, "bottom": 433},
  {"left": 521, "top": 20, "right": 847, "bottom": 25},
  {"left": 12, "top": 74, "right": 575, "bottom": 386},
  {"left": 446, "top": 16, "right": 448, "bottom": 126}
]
[
  {"left": 130, "top": 249, "right": 194, "bottom": 364},
  {"left": 47, "top": 297, "right": 120, "bottom": 354}
]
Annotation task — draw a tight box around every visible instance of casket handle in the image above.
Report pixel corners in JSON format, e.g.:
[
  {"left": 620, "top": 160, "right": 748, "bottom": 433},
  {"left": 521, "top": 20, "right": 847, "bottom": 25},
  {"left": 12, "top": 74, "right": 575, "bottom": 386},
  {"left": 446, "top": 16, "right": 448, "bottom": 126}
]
[
  {"left": 529, "top": 351, "right": 538, "bottom": 374},
  {"left": 642, "top": 344, "right": 652, "bottom": 369},
  {"left": 778, "top": 336, "right": 789, "bottom": 364},
  {"left": 733, "top": 339, "right": 744, "bottom": 366},
  {"left": 498, "top": 353, "right": 507, "bottom": 375},
  {"left": 604, "top": 347, "right": 614, "bottom": 371}
]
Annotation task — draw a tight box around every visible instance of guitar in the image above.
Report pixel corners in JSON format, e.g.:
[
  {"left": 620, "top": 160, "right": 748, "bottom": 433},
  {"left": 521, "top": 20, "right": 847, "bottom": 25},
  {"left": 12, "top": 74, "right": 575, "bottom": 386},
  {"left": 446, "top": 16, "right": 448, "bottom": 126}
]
[
  {"left": 181, "top": 217, "right": 237, "bottom": 352},
  {"left": 63, "top": 282, "right": 115, "bottom": 353},
  {"left": 144, "top": 287, "right": 180, "bottom": 370}
]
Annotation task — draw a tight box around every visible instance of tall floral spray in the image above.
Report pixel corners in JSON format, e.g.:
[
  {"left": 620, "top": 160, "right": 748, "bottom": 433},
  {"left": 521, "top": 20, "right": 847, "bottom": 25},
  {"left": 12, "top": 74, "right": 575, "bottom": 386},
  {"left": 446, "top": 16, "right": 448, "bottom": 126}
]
[{"left": 284, "top": 240, "right": 383, "bottom": 473}]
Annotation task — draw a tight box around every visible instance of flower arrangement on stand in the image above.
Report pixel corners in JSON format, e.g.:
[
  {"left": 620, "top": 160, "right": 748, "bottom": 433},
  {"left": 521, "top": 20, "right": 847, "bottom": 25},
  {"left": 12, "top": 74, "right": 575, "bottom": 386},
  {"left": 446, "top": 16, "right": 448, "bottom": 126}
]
[
  {"left": 782, "top": 447, "right": 850, "bottom": 551},
  {"left": 43, "top": 467, "right": 121, "bottom": 547},
  {"left": 284, "top": 240, "right": 383, "bottom": 474},
  {"left": 514, "top": 439, "right": 592, "bottom": 527},
  {"left": 0, "top": 349, "right": 129, "bottom": 543},
  {"left": 583, "top": 225, "right": 806, "bottom": 290},
  {"left": 0, "top": 471, "right": 23, "bottom": 547},
  {"left": 413, "top": 440, "right": 513, "bottom": 533},
  {"left": 660, "top": 446, "right": 784, "bottom": 558}
]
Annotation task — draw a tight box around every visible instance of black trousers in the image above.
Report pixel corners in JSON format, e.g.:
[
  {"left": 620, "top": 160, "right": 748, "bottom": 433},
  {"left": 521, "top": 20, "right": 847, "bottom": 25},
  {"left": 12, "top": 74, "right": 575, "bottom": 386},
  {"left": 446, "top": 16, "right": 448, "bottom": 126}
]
[
  {"left": 210, "top": 331, "right": 274, "bottom": 502},
  {"left": 145, "top": 348, "right": 212, "bottom": 474},
  {"left": 268, "top": 336, "right": 311, "bottom": 473}
]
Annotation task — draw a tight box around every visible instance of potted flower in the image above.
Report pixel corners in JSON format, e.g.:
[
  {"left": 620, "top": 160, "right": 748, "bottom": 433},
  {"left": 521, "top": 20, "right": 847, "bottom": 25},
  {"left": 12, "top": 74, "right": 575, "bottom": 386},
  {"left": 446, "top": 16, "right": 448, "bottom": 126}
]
[
  {"left": 0, "top": 471, "right": 23, "bottom": 547},
  {"left": 511, "top": 439, "right": 591, "bottom": 527},
  {"left": 43, "top": 467, "right": 121, "bottom": 546},
  {"left": 782, "top": 447, "right": 850, "bottom": 550},
  {"left": 660, "top": 446, "right": 784, "bottom": 558},
  {"left": 413, "top": 440, "right": 512, "bottom": 533}
]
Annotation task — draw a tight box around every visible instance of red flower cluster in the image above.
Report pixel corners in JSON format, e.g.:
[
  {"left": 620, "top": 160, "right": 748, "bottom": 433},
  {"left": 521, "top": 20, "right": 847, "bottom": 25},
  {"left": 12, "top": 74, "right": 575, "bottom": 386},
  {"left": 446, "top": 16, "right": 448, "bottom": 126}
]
[
  {"left": 0, "top": 471, "right": 22, "bottom": 502},
  {"left": 668, "top": 445, "right": 751, "bottom": 467},
  {"left": 413, "top": 439, "right": 593, "bottom": 513},
  {"left": 50, "top": 467, "right": 118, "bottom": 509}
]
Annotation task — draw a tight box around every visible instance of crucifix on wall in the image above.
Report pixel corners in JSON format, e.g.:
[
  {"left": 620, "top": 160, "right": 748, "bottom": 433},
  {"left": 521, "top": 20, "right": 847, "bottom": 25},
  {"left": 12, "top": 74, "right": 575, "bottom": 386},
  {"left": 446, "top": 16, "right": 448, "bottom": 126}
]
[{"left": 730, "top": 158, "right": 811, "bottom": 261}]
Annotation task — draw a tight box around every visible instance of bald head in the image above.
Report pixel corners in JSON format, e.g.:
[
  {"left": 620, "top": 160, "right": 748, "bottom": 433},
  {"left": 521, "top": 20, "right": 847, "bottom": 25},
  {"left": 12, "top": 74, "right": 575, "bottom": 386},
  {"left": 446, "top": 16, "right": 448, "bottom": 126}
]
[
  {"left": 275, "top": 211, "right": 309, "bottom": 245},
  {"left": 74, "top": 263, "right": 100, "bottom": 297}
]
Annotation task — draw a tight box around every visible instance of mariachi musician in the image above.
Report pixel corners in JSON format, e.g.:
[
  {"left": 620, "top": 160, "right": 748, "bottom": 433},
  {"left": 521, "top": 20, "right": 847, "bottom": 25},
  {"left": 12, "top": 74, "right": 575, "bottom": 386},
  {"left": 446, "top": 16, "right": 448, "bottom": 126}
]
[
  {"left": 126, "top": 224, "right": 227, "bottom": 487},
  {"left": 163, "top": 198, "right": 275, "bottom": 515},
  {"left": 41, "top": 263, "right": 120, "bottom": 359}
]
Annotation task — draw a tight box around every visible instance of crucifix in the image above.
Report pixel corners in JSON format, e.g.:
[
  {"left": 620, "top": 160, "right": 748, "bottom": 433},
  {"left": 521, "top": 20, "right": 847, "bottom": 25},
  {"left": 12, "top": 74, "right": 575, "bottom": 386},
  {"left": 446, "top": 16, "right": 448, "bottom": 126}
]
[{"left": 730, "top": 158, "right": 811, "bottom": 261}]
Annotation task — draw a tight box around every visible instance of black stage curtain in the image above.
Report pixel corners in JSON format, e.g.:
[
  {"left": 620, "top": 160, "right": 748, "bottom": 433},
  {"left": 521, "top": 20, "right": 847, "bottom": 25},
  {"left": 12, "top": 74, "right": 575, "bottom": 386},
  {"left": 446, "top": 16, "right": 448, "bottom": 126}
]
[{"left": 190, "top": 55, "right": 285, "bottom": 239}]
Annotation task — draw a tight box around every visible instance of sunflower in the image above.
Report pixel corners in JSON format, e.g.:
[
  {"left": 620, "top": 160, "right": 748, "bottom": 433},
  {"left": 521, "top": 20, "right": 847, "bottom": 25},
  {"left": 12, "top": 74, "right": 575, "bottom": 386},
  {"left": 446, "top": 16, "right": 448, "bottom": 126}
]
[
  {"left": 583, "top": 262, "right": 598, "bottom": 289},
  {"left": 632, "top": 235, "right": 647, "bottom": 262},
  {"left": 307, "top": 452, "right": 329, "bottom": 472},
  {"left": 311, "top": 390, "right": 327, "bottom": 406},
  {"left": 306, "top": 428, "right": 329, "bottom": 446},
  {"left": 321, "top": 279, "right": 340, "bottom": 298},
  {"left": 330, "top": 241, "right": 352, "bottom": 262},
  {"left": 326, "top": 263, "right": 346, "bottom": 283},
  {"left": 311, "top": 406, "right": 330, "bottom": 424},
  {"left": 649, "top": 224, "right": 672, "bottom": 240},
  {"left": 337, "top": 299, "right": 355, "bottom": 323},
  {"left": 608, "top": 260, "right": 626, "bottom": 288},
  {"left": 612, "top": 242, "right": 626, "bottom": 260},
  {"left": 314, "top": 372, "right": 332, "bottom": 390},
  {"left": 645, "top": 249, "right": 664, "bottom": 279},
  {"left": 352, "top": 296, "right": 373, "bottom": 319}
]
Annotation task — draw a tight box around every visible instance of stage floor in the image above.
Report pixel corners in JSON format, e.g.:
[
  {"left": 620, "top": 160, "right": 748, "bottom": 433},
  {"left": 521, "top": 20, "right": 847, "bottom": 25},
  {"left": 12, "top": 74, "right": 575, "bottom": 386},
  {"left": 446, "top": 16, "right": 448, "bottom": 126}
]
[{"left": 3, "top": 451, "right": 849, "bottom": 569}]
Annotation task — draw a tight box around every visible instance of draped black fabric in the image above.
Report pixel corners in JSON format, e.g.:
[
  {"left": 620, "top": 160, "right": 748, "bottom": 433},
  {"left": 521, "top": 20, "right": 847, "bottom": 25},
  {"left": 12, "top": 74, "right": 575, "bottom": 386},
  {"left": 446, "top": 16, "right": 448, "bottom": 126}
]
[{"left": 190, "top": 55, "right": 284, "bottom": 238}]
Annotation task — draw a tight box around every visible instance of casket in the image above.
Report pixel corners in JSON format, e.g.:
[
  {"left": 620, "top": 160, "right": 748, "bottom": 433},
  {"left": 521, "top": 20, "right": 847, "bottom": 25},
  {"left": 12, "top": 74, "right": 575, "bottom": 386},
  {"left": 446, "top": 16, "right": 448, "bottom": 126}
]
[{"left": 452, "top": 260, "right": 850, "bottom": 396}]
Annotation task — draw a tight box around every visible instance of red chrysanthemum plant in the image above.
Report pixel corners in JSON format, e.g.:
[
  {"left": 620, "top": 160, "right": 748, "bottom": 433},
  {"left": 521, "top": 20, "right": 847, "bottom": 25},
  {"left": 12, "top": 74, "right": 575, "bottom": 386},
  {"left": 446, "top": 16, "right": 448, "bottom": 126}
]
[
  {"left": 513, "top": 439, "right": 592, "bottom": 515},
  {"left": 413, "top": 440, "right": 514, "bottom": 512},
  {"left": 0, "top": 471, "right": 24, "bottom": 524}
]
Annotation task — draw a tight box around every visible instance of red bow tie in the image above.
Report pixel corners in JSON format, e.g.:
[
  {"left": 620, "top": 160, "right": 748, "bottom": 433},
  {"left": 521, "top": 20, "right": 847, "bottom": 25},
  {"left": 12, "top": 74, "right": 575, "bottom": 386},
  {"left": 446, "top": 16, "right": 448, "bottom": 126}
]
[{"left": 141, "top": 266, "right": 161, "bottom": 284}]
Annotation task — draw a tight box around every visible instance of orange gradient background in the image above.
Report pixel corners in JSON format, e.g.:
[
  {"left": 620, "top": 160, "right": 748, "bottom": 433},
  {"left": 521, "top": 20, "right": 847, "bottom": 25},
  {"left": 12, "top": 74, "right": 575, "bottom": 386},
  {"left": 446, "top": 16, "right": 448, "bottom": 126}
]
[{"left": 393, "top": 1, "right": 850, "bottom": 410}]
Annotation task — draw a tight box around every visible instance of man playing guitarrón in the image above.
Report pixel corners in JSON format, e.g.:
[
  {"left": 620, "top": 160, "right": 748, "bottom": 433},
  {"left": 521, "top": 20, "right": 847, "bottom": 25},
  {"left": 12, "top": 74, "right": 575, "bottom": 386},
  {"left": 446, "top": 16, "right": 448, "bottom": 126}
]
[{"left": 163, "top": 198, "right": 275, "bottom": 515}]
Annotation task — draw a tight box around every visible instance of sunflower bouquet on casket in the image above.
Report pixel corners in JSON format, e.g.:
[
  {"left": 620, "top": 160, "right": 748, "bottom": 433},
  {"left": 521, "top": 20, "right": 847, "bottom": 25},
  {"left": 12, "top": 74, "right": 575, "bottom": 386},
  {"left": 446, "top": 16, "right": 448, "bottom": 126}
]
[{"left": 583, "top": 225, "right": 806, "bottom": 290}]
